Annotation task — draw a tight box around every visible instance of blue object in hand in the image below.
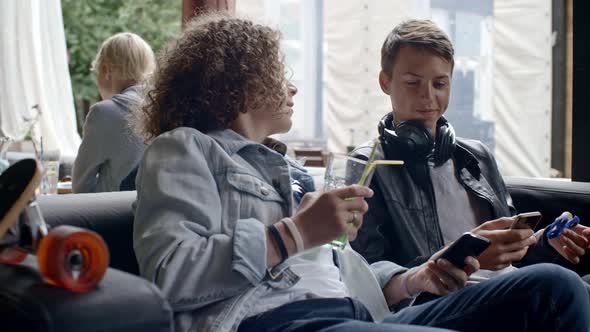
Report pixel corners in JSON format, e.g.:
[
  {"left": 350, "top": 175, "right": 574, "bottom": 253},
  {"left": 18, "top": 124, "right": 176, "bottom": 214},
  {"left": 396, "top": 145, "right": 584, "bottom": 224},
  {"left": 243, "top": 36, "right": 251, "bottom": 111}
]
[{"left": 546, "top": 215, "right": 581, "bottom": 239}]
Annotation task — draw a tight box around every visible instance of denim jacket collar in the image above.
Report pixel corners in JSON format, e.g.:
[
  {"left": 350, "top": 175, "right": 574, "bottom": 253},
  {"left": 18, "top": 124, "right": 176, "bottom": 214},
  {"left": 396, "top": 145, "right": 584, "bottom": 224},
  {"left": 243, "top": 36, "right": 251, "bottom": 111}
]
[
  {"left": 207, "top": 129, "right": 258, "bottom": 155},
  {"left": 207, "top": 129, "right": 290, "bottom": 158}
]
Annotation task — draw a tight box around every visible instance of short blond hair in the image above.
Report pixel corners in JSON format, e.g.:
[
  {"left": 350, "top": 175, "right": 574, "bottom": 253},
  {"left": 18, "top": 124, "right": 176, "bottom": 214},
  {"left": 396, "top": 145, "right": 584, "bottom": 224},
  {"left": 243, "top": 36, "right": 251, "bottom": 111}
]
[
  {"left": 92, "top": 32, "right": 155, "bottom": 82},
  {"left": 381, "top": 20, "right": 454, "bottom": 77}
]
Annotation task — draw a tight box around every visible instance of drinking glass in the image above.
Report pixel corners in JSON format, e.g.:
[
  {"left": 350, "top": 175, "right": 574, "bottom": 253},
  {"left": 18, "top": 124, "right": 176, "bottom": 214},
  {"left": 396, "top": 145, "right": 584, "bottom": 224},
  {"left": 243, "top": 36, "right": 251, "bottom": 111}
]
[
  {"left": 323, "top": 153, "right": 374, "bottom": 249},
  {"left": 41, "top": 160, "right": 60, "bottom": 195}
]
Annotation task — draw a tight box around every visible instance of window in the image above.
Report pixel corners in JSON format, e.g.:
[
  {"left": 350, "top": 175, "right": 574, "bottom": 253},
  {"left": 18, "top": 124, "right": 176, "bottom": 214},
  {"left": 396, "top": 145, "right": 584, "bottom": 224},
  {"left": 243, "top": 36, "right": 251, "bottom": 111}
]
[
  {"left": 431, "top": 1, "right": 496, "bottom": 152},
  {"left": 237, "top": 0, "right": 325, "bottom": 147},
  {"left": 239, "top": 0, "right": 560, "bottom": 178}
]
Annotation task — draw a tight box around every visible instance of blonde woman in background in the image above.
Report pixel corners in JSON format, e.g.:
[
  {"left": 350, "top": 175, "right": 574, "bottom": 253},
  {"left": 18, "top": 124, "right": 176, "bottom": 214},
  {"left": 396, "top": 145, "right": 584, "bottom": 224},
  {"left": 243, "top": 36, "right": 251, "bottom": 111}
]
[{"left": 73, "top": 32, "right": 155, "bottom": 193}]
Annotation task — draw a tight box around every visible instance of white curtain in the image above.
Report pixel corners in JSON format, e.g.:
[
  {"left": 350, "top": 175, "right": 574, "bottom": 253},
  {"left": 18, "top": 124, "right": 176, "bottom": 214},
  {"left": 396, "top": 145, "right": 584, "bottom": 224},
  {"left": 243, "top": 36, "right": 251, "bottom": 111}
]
[
  {"left": 324, "top": 0, "right": 552, "bottom": 177},
  {"left": 324, "top": 0, "right": 418, "bottom": 153},
  {"left": 0, "top": 0, "right": 81, "bottom": 157},
  {"left": 493, "top": 0, "right": 552, "bottom": 177},
  {"left": 234, "top": 0, "right": 555, "bottom": 177}
]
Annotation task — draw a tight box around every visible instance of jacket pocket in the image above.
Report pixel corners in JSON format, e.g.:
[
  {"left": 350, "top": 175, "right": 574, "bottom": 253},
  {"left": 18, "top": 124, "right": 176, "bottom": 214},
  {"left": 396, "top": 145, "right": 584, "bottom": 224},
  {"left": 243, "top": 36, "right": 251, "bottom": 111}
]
[{"left": 227, "top": 172, "right": 284, "bottom": 203}]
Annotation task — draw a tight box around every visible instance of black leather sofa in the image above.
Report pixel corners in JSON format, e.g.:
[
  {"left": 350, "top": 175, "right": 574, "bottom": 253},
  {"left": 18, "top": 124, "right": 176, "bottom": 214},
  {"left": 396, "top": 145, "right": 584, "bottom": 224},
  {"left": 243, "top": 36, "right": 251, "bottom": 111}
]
[
  {"left": 0, "top": 177, "right": 589, "bottom": 331},
  {"left": 0, "top": 191, "right": 172, "bottom": 332},
  {"left": 505, "top": 176, "right": 590, "bottom": 226},
  {"left": 506, "top": 176, "right": 590, "bottom": 275}
]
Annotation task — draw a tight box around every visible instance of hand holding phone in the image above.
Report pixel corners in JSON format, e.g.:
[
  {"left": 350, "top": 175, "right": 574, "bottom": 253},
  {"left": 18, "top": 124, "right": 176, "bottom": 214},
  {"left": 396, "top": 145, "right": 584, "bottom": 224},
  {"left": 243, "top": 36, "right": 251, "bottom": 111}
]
[
  {"left": 509, "top": 211, "right": 542, "bottom": 230},
  {"left": 431, "top": 232, "right": 491, "bottom": 269}
]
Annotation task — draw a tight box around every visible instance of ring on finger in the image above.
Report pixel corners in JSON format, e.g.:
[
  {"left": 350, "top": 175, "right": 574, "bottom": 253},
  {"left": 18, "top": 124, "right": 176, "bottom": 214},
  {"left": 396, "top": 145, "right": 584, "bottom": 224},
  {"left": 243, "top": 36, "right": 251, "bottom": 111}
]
[{"left": 350, "top": 210, "right": 358, "bottom": 226}]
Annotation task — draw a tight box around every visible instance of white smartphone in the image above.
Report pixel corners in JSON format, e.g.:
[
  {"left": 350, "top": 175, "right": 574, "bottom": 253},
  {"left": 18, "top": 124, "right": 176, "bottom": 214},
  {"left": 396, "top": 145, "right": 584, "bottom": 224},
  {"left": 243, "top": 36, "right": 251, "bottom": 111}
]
[{"left": 509, "top": 211, "right": 543, "bottom": 230}]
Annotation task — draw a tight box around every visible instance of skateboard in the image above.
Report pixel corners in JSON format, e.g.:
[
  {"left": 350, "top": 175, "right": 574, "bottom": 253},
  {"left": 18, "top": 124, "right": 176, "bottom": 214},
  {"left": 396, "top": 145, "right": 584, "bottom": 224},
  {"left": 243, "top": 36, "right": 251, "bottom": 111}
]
[{"left": 0, "top": 159, "right": 109, "bottom": 293}]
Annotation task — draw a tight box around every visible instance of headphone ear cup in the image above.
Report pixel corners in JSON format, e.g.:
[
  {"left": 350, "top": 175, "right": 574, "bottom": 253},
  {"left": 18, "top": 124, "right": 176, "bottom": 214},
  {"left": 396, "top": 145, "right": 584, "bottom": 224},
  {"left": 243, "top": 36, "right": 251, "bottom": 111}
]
[
  {"left": 379, "top": 115, "right": 438, "bottom": 162},
  {"left": 378, "top": 112, "right": 395, "bottom": 138},
  {"left": 396, "top": 121, "right": 434, "bottom": 160},
  {"left": 380, "top": 127, "right": 400, "bottom": 160},
  {"left": 378, "top": 112, "right": 396, "bottom": 160}
]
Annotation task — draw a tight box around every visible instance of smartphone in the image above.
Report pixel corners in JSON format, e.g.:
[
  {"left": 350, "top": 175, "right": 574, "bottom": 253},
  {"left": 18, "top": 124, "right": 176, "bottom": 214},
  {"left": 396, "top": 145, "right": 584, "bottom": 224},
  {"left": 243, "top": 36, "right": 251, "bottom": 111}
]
[
  {"left": 509, "top": 211, "right": 542, "bottom": 230},
  {"left": 432, "top": 232, "right": 491, "bottom": 269}
]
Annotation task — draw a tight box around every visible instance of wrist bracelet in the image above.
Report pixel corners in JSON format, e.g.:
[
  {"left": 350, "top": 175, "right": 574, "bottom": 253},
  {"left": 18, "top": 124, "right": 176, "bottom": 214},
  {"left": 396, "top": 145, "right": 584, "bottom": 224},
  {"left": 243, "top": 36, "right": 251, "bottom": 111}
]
[
  {"left": 281, "top": 217, "right": 305, "bottom": 254},
  {"left": 268, "top": 224, "right": 289, "bottom": 264}
]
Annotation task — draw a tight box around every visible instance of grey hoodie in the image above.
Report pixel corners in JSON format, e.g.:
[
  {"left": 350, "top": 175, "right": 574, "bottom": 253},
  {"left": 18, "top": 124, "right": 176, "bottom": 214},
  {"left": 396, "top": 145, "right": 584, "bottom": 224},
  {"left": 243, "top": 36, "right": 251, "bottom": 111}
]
[{"left": 72, "top": 85, "right": 146, "bottom": 193}]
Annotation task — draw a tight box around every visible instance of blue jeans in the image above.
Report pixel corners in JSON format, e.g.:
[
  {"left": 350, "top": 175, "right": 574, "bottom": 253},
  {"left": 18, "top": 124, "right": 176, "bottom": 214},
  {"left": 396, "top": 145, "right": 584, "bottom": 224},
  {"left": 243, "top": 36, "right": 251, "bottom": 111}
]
[{"left": 238, "top": 264, "right": 589, "bottom": 332}]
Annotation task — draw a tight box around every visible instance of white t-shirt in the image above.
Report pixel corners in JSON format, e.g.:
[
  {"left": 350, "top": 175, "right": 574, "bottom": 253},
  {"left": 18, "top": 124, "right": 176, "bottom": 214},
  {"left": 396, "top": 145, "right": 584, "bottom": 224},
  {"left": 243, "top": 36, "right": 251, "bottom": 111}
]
[{"left": 246, "top": 244, "right": 349, "bottom": 317}]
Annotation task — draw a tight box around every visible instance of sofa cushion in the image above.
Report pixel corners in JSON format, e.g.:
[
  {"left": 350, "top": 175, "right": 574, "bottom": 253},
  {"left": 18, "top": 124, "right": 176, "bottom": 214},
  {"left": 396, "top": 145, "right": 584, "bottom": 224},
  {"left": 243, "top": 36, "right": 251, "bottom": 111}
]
[
  {"left": 0, "top": 255, "right": 173, "bottom": 332},
  {"left": 504, "top": 176, "right": 590, "bottom": 228},
  {"left": 34, "top": 177, "right": 590, "bottom": 278},
  {"left": 37, "top": 191, "right": 138, "bottom": 275}
]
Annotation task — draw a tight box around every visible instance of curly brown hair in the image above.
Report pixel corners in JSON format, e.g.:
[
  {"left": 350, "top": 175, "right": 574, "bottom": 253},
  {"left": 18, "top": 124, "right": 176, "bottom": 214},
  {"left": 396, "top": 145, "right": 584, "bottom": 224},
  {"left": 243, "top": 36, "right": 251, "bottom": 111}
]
[{"left": 136, "top": 13, "right": 286, "bottom": 140}]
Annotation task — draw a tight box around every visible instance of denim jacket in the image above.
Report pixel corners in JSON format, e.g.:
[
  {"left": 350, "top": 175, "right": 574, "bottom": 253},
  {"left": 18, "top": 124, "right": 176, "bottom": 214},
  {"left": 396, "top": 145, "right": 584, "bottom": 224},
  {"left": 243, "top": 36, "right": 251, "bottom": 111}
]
[{"left": 133, "top": 127, "right": 405, "bottom": 332}]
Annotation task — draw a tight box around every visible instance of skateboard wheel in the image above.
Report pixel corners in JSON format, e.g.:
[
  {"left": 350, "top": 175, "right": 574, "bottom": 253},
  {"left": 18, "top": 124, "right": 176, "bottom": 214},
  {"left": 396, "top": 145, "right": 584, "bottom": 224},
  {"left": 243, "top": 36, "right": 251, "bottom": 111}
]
[
  {"left": 37, "top": 225, "right": 109, "bottom": 293},
  {"left": 0, "top": 247, "right": 28, "bottom": 264}
]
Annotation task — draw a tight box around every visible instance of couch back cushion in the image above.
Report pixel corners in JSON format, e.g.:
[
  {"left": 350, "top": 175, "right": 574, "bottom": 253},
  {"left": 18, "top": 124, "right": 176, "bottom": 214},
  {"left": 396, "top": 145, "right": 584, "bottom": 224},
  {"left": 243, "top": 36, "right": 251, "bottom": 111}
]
[
  {"left": 504, "top": 177, "right": 590, "bottom": 228},
  {"left": 34, "top": 177, "right": 590, "bottom": 277},
  {"left": 37, "top": 191, "right": 139, "bottom": 275}
]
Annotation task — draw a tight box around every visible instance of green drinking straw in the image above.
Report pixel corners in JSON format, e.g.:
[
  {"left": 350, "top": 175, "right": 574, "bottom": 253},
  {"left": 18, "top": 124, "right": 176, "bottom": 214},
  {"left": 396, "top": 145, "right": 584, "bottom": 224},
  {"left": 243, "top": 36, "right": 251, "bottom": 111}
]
[
  {"left": 333, "top": 140, "right": 404, "bottom": 249},
  {"left": 357, "top": 140, "right": 380, "bottom": 185}
]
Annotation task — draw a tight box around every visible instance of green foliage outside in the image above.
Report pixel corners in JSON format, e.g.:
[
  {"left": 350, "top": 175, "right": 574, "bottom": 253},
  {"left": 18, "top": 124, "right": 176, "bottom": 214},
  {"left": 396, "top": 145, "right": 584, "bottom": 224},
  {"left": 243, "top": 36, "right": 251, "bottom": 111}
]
[{"left": 61, "top": 0, "right": 181, "bottom": 133}]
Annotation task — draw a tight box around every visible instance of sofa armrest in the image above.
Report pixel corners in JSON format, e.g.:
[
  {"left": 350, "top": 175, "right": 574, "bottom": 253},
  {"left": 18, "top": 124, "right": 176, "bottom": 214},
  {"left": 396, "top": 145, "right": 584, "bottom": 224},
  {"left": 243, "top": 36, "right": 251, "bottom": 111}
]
[{"left": 0, "top": 255, "right": 173, "bottom": 332}]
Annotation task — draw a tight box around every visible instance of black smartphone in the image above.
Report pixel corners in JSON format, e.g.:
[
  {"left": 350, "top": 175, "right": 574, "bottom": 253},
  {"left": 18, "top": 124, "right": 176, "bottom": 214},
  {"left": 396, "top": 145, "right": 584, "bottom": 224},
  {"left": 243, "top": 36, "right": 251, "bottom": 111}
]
[
  {"left": 432, "top": 232, "right": 491, "bottom": 269},
  {"left": 509, "top": 211, "right": 543, "bottom": 230}
]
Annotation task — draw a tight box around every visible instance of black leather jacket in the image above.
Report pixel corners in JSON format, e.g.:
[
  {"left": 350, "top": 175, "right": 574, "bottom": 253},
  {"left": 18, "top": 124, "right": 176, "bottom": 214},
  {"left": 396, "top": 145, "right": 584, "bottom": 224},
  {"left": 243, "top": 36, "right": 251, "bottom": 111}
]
[{"left": 351, "top": 137, "right": 555, "bottom": 268}]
